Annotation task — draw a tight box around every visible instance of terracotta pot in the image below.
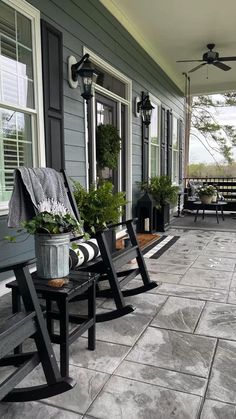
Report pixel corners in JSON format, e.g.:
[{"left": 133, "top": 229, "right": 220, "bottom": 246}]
[{"left": 200, "top": 195, "right": 213, "bottom": 204}]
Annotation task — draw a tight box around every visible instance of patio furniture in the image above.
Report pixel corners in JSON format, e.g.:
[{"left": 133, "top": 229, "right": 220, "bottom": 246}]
[
  {"left": 184, "top": 177, "right": 236, "bottom": 212},
  {"left": 8, "top": 167, "right": 157, "bottom": 324},
  {"left": 0, "top": 260, "right": 75, "bottom": 402},
  {"left": 7, "top": 270, "right": 98, "bottom": 377},
  {"left": 193, "top": 201, "right": 227, "bottom": 223},
  {"left": 62, "top": 170, "right": 158, "bottom": 322}
]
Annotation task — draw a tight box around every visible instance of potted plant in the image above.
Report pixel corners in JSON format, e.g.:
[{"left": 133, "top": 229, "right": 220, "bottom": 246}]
[
  {"left": 139, "top": 176, "right": 179, "bottom": 231},
  {"left": 73, "top": 180, "right": 127, "bottom": 249},
  {"left": 22, "top": 211, "right": 83, "bottom": 279},
  {"left": 197, "top": 184, "right": 216, "bottom": 204},
  {"left": 96, "top": 124, "right": 121, "bottom": 170}
]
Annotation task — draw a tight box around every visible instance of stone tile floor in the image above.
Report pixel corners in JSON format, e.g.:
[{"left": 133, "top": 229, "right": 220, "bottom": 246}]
[{"left": 1, "top": 227, "right": 236, "bottom": 417}]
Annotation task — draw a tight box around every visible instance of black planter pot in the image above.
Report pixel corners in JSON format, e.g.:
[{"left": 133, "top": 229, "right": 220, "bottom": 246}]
[{"left": 154, "top": 203, "right": 170, "bottom": 232}]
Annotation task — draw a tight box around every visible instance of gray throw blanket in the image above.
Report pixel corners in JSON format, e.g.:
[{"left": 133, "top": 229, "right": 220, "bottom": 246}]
[{"left": 8, "top": 168, "right": 75, "bottom": 228}]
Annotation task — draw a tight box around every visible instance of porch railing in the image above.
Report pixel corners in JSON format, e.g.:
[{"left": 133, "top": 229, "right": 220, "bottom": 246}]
[{"left": 184, "top": 177, "right": 236, "bottom": 204}]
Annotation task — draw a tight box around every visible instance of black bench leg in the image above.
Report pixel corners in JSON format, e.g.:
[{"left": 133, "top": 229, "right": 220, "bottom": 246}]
[
  {"left": 194, "top": 209, "right": 199, "bottom": 222},
  {"left": 58, "top": 299, "right": 69, "bottom": 378},
  {"left": 88, "top": 279, "right": 96, "bottom": 351},
  {"left": 12, "top": 289, "right": 22, "bottom": 355},
  {"left": 46, "top": 299, "right": 54, "bottom": 336},
  {"left": 221, "top": 207, "right": 225, "bottom": 221},
  {"left": 216, "top": 208, "right": 219, "bottom": 224}
]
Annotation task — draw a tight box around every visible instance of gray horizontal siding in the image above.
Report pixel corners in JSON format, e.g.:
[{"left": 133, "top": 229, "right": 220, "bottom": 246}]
[{"left": 0, "top": 0, "right": 184, "bottom": 278}]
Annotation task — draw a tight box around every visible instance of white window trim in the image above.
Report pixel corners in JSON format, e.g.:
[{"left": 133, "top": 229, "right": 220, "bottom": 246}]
[
  {"left": 149, "top": 94, "right": 161, "bottom": 178},
  {"left": 83, "top": 47, "right": 132, "bottom": 219},
  {"left": 171, "top": 113, "right": 180, "bottom": 185},
  {"left": 0, "top": 0, "right": 45, "bottom": 215}
]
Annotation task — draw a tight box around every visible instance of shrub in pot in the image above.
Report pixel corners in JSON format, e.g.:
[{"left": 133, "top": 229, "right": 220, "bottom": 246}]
[
  {"left": 22, "top": 211, "right": 83, "bottom": 279},
  {"left": 139, "top": 176, "right": 179, "bottom": 231},
  {"left": 73, "top": 180, "right": 127, "bottom": 249}
]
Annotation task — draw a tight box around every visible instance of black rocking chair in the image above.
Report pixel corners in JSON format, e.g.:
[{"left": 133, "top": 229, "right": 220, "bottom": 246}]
[
  {"left": 62, "top": 170, "right": 158, "bottom": 322},
  {"left": 0, "top": 260, "right": 75, "bottom": 402}
]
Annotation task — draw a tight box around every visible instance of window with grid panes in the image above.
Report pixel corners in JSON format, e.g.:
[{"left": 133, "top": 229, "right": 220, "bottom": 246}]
[
  {"left": 172, "top": 115, "right": 179, "bottom": 184},
  {"left": 149, "top": 100, "right": 160, "bottom": 177},
  {"left": 0, "top": 0, "right": 44, "bottom": 210}
]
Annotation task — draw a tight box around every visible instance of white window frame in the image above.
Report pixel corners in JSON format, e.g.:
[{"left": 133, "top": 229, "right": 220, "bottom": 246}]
[
  {"left": 172, "top": 114, "right": 179, "bottom": 185},
  {"left": 83, "top": 47, "right": 132, "bottom": 219},
  {"left": 0, "top": 0, "right": 45, "bottom": 215},
  {"left": 149, "top": 94, "right": 161, "bottom": 178}
]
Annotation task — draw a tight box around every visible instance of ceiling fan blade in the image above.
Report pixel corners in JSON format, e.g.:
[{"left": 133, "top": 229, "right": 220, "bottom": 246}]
[
  {"left": 188, "top": 63, "right": 207, "bottom": 73},
  {"left": 213, "top": 61, "right": 231, "bottom": 71},
  {"left": 176, "top": 59, "right": 203, "bottom": 63},
  {"left": 218, "top": 56, "right": 236, "bottom": 62}
]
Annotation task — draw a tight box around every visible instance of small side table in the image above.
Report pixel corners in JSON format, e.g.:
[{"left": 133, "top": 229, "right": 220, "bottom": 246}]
[
  {"left": 7, "top": 270, "right": 98, "bottom": 377},
  {"left": 193, "top": 201, "right": 227, "bottom": 224}
]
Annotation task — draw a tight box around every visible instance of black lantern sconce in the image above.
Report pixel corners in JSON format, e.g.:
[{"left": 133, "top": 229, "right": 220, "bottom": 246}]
[
  {"left": 68, "top": 53, "right": 98, "bottom": 102},
  {"left": 136, "top": 92, "right": 154, "bottom": 126}
]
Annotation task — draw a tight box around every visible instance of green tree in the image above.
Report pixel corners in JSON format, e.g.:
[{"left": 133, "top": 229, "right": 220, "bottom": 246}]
[{"left": 191, "top": 93, "right": 236, "bottom": 164}]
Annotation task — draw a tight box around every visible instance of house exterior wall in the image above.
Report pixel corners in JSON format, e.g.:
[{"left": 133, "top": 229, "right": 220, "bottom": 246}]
[{"left": 0, "top": 0, "right": 184, "bottom": 275}]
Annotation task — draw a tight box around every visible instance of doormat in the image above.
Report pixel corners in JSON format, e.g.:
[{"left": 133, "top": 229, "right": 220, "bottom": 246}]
[
  {"left": 136, "top": 233, "right": 161, "bottom": 249},
  {"left": 142, "top": 235, "right": 179, "bottom": 259},
  {"left": 116, "top": 233, "right": 160, "bottom": 250}
]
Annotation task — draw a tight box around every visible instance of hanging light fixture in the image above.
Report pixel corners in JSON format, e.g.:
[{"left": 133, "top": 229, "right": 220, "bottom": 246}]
[
  {"left": 137, "top": 92, "right": 154, "bottom": 126},
  {"left": 68, "top": 53, "right": 98, "bottom": 102}
]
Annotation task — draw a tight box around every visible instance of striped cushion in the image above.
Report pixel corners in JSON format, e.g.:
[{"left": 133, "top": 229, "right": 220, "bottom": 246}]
[{"left": 69, "top": 238, "right": 100, "bottom": 269}]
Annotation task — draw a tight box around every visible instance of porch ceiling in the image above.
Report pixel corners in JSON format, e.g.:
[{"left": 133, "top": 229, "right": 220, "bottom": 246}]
[{"left": 100, "top": 0, "right": 236, "bottom": 96}]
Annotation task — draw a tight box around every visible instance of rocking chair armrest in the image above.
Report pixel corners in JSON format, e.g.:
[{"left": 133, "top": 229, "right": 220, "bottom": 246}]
[
  {"left": 106, "top": 218, "right": 138, "bottom": 230},
  {"left": 70, "top": 234, "right": 84, "bottom": 242},
  {"left": 0, "top": 258, "right": 36, "bottom": 274}
]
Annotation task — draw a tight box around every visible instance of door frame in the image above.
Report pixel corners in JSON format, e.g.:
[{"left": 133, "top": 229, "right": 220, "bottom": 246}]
[{"left": 83, "top": 47, "right": 132, "bottom": 219}]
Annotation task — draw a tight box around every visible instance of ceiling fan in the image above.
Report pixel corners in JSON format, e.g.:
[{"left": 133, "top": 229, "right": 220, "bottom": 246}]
[{"left": 176, "top": 43, "right": 236, "bottom": 73}]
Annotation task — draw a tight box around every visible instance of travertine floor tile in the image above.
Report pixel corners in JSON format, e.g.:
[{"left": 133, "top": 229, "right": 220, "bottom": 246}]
[
  {"left": 200, "top": 399, "right": 236, "bottom": 418},
  {"left": 115, "top": 360, "right": 207, "bottom": 396},
  {"left": 207, "top": 339, "right": 236, "bottom": 404},
  {"left": 195, "top": 302, "right": 236, "bottom": 340},
  {"left": 151, "top": 296, "right": 205, "bottom": 332},
  {"left": 180, "top": 268, "right": 232, "bottom": 290},
  {"left": 191, "top": 256, "right": 235, "bottom": 272},
  {"left": 95, "top": 312, "right": 151, "bottom": 346},
  {"left": 87, "top": 375, "right": 201, "bottom": 419},
  {"left": 155, "top": 283, "right": 228, "bottom": 302},
  {"left": 0, "top": 402, "right": 81, "bottom": 419},
  {"left": 127, "top": 327, "right": 216, "bottom": 377}
]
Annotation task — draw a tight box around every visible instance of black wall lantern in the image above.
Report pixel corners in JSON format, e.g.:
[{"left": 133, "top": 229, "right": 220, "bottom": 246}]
[
  {"left": 68, "top": 54, "right": 98, "bottom": 102},
  {"left": 137, "top": 92, "right": 154, "bottom": 126}
]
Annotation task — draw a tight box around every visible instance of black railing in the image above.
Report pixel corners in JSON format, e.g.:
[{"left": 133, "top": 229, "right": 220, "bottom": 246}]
[{"left": 184, "top": 177, "right": 236, "bottom": 208}]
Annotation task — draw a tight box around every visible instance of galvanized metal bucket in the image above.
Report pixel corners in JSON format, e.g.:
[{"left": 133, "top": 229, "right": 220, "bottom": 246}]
[{"left": 35, "top": 233, "right": 70, "bottom": 279}]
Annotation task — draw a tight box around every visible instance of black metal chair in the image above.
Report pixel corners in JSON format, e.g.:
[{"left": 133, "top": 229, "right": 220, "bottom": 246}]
[
  {"left": 0, "top": 260, "right": 75, "bottom": 402},
  {"left": 62, "top": 170, "right": 158, "bottom": 322}
]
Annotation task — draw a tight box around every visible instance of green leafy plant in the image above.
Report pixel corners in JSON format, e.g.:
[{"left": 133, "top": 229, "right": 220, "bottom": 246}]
[
  {"left": 197, "top": 185, "right": 216, "bottom": 197},
  {"left": 22, "top": 211, "right": 83, "bottom": 235},
  {"left": 139, "top": 176, "right": 179, "bottom": 208},
  {"left": 5, "top": 212, "right": 83, "bottom": 243},
  {"left": 73, "top": 180, "right": 127, "bottom": 234},
  {"left": 96, "top": 124, "right": 121, "bottom": 170}
]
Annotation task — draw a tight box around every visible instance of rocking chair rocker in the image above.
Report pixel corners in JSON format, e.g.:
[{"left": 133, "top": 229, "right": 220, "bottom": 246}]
[
  {"left": 62, "top": 170, "right": 158, "bottom": 322},
  {"left": 0, "top": 260, "right": 75, "bottom": 402}
]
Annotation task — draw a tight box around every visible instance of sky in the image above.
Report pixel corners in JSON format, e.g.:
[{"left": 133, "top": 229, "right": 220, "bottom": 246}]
[{"left": 189, "top": 95, "right": 236, "bottom": 164}]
